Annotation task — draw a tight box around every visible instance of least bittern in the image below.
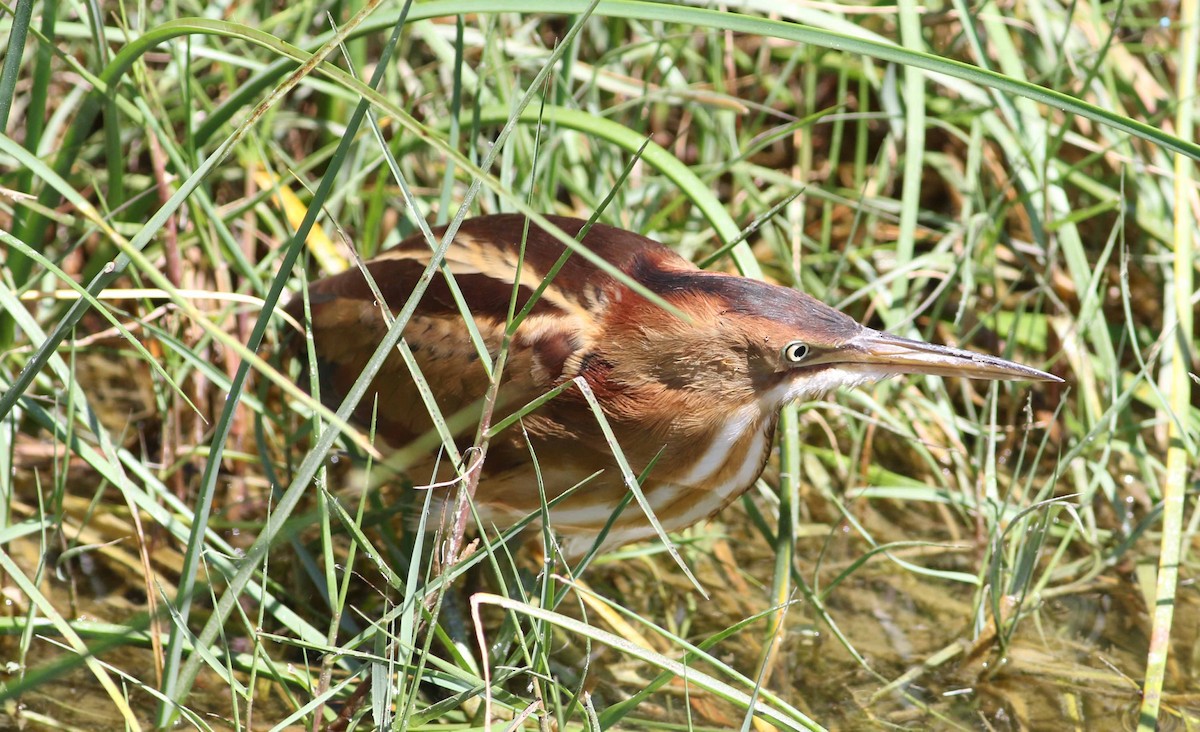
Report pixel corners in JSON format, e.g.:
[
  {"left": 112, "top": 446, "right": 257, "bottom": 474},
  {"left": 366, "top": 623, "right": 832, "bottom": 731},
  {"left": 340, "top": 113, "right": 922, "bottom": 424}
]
[{"left": 288, "top": 214, "right": 1059, "bottom": 556}]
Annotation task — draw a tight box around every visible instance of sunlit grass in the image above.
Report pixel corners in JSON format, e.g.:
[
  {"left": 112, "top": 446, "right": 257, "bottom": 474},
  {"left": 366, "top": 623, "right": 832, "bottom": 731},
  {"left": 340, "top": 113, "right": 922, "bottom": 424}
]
[{"left": 1, "top": 0, "right": 1197, "bottom": 729}]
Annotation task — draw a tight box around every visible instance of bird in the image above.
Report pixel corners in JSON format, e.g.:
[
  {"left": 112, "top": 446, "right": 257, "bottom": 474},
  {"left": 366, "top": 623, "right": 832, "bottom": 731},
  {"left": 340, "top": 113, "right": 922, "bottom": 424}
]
[{"left": 286, "top": 213, "right": 1060, "bottom": 558}]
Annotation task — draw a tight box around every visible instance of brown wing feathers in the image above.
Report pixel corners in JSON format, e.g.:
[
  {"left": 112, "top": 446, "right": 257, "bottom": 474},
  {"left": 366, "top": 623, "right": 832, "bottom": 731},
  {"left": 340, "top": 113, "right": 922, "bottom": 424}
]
[{"left": 284, "top": 214, "right": 663, "bottom": 449}]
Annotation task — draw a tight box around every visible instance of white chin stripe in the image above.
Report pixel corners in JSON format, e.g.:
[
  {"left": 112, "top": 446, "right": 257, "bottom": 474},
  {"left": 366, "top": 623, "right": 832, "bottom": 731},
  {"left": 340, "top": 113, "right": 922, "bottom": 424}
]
[{"left": 773, "top": 366, "right": 897, "bottom": 402}]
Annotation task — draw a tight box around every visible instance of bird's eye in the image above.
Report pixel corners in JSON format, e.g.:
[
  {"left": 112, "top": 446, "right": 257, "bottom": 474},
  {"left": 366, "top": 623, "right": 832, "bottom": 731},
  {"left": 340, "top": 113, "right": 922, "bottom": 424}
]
[{"left": 782, "top": 341, "right": 810, "bottom": 363}]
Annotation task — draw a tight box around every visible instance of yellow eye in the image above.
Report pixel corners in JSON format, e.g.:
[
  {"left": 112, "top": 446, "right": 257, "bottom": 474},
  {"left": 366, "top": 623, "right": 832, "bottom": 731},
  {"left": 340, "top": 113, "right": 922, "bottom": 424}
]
[{"left": 783, "top": 341, "right": 810, "bottom": 363}]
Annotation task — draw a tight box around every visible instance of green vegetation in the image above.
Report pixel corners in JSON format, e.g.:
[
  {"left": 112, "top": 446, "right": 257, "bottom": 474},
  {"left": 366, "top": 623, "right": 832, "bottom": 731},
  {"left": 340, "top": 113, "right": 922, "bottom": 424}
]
[{"left": 1, "top": 0, "right": 1196, "bottom": 728}]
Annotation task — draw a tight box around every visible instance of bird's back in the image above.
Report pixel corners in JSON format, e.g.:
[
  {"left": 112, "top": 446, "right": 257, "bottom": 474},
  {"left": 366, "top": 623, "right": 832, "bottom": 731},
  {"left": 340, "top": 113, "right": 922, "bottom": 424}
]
[{"left": 286, "top": 214, "right": 686, "bottom": 437}]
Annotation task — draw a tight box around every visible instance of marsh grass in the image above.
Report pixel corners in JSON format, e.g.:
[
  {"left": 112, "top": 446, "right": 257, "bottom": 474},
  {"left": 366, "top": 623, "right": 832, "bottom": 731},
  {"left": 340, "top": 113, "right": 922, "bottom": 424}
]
[{"left": 1, "top": 0, "right": 1197, "bottom": 729}]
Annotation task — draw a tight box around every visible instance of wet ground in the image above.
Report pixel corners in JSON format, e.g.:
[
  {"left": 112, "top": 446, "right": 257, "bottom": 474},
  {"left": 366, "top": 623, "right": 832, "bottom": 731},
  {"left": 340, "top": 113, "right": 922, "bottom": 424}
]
[{"left": 3, "top": 488, "right": 1196, "bottom": 730}]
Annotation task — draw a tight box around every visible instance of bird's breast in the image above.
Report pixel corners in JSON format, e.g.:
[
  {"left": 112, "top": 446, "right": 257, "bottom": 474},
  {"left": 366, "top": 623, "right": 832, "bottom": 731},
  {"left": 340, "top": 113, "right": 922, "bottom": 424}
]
[
  {"left": 647, "top": 406, "right": 778, "bottom": 531},
  {"left": 670, "top": 405, "right": 764, "bottom": 485}
]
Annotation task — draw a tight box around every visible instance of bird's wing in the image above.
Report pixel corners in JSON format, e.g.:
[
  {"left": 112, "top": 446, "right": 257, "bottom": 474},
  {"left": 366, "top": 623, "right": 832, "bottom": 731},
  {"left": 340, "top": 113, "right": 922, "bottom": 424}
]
[{"left": 284, "top": 215, "right": 649, "bottom": 455}]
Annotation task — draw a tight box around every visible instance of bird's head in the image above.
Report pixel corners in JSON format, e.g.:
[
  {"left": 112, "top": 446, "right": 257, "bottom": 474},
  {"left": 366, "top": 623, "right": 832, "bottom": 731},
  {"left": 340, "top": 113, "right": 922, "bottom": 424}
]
[{"left": 619, "top": 266, "right": 1061, "bottom": 412}]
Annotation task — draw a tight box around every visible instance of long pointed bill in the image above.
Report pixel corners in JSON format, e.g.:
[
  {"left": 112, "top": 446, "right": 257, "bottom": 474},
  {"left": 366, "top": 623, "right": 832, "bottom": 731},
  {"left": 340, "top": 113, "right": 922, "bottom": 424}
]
[{"left": 843, "top": 329, "right": 1062, "bottom": 382}]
